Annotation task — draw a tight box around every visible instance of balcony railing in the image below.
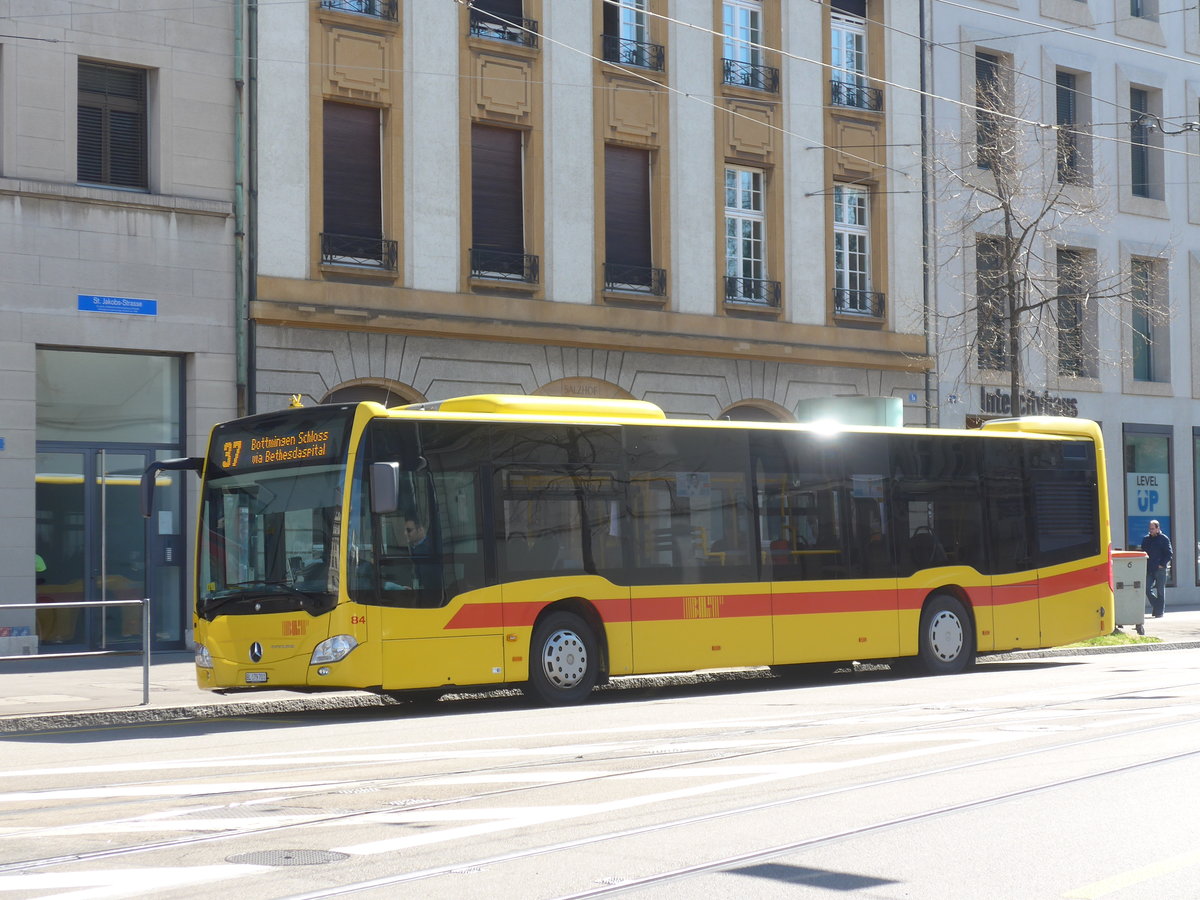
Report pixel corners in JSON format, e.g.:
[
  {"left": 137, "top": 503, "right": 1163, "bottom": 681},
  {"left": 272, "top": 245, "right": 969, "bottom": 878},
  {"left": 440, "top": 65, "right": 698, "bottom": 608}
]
[
  {"left": 320, "top": 233, "right": 398, "bottom": 270},
  {"left": 833, "top": 288, "right": 886, "bottom": 318},
  {"left": 601, "top": 34, "right": 665, "bottom": 71},
  {"left": 319, "top": 0, "right": 398, "bottom": 21},
  {"left": 722, "top": 58, "right": 779, "bottom": 93},
  {"left": 604, "top": 263, "right": 667, "bottom": 296},
  {"left": 469, "top": 10, "right": 539, "bottom": 47},
  {"left": 470, "top": 248, "right": 539, "bottom": 284},
  {"left": 725, "top": 275, "right": 781, "bottom": 307},
  {"left": 829, "top": 79, "right": 884, "bottom": 112}
]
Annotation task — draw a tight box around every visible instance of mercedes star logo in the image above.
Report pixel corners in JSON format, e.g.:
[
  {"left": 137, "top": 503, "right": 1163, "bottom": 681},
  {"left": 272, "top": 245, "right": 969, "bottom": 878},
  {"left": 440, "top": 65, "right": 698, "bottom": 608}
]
[{"left": 249, "top": 642, "right": 263, "bottom": 663}]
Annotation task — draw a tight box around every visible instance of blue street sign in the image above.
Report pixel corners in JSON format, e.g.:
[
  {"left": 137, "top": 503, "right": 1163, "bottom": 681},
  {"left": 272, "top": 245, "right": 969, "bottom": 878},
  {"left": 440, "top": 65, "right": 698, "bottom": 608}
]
[{"left": 77, "top": 295, "right": 158, "bottom": 316}]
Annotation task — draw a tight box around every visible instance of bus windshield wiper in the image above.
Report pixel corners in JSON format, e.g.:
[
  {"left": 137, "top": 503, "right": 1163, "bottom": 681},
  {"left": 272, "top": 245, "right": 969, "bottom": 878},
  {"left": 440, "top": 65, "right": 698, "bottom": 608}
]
[{"left": 206, "top": 579, "right": 322, "bottom": 609}]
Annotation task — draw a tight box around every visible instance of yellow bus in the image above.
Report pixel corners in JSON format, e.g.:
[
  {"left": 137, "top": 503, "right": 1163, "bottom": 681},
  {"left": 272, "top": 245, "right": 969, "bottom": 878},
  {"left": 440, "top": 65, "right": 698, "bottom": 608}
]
[{"left": 144, "top": 394, "right": 1114, "bottom": 705}]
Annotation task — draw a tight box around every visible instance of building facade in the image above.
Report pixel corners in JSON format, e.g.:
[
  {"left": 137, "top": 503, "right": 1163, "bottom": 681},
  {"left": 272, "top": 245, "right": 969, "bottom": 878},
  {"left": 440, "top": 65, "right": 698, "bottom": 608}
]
[
  {"left": 0, "top": 1, "right": 238, "bottom": 651},
  {"left": 250, "top": 0, "right": 928, "bottom": 424},
  {"left": 927, "top": 0, "right": 1200, "bottom": 590}
]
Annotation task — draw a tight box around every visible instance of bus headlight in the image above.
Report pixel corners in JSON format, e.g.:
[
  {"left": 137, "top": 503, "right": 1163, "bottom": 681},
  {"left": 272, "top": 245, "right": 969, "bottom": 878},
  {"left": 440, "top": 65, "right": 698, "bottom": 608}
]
[
  {"left": 310, "top": 634, "right": 358, "bottom": 665},
  {"left": 194, "top": 643, "right": 213, "bottom": 669}
]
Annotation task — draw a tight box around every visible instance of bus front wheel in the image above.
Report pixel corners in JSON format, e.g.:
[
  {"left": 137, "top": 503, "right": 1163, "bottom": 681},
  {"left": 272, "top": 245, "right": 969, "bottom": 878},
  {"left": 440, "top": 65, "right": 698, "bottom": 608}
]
[
  {"left": 525, "top": 611, "right": 599, "bottom": 705},
  {"left": 917, "top": 594, "right": 975, "bottom": 675}
]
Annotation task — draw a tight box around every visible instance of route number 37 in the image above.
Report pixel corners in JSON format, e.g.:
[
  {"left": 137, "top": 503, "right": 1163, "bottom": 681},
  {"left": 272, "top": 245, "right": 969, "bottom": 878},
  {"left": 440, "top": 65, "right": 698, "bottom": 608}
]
[{"left": 222, "top": 440, "right": 243, "bottom": 468}]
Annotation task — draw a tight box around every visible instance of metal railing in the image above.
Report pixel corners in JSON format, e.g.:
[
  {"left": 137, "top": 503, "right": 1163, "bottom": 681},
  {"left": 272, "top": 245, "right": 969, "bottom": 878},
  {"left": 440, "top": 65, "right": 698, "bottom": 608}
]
[
  {"left": 320, "top": 233, "right": 398, "bottom": 270},
  {"left": 604, "top": 263, "right": 667, "bottom": 296},
  {"left": 725, "top": 275, "right": 781, "bottom": 307},
  {"left": 470, "top": 247, "right": 539, "bottom": 283},
  {"left": 830, "top": 79, "right": 884, "bottom": 112},
  {"left": 833, "top": 288, "right": 886, "bottom": 318},
  {"left": 0, "top": 597, "right": 151, "bottom": 706},
  {"left": 722, "top": 58, "right": 779, "bottom": 92},
  {"left": 601, "top": 34, "right": 665, "bottom": 71},
  {"left": 319, "top": 0, "right": 398, "bottom": 21},
  {"left": 469, "top": 11, "right": 539, "bottom": 47}
]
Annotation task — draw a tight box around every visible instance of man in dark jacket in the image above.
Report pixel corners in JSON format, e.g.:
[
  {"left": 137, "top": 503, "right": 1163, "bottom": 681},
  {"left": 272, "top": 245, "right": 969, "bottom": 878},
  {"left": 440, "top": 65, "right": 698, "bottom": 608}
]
[{"left": 1141, "top": 520, "right": 1173, "bottom": 618}]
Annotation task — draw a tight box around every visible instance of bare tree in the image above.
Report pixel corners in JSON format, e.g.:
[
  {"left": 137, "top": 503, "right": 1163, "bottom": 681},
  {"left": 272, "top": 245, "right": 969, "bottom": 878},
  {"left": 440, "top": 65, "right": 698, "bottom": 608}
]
[{"left": 930, "top": 59, "right": 1167, "bottom": 411}]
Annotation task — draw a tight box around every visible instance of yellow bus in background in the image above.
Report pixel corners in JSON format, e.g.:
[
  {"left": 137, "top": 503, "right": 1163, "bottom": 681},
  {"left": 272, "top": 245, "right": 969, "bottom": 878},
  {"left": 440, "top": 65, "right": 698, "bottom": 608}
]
[{"left": 144, "top": 394, "right": 1114, "bottom": 705}]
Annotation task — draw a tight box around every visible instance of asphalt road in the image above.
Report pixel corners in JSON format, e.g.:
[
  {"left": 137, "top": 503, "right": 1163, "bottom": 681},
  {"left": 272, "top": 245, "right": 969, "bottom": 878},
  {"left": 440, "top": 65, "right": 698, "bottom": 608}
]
[{"left": 4, "top": 648, "right": 1200, "bottom": 899}]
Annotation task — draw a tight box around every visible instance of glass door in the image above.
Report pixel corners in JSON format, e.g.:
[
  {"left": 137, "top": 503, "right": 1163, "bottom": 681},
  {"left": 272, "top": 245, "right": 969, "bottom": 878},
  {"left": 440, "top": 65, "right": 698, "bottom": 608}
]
[
  {"left": 35, "top": 447, "right": 178, "bottom": 651},
  {"left": 34, "top": 451, "right": 88, "bottom": 646}
]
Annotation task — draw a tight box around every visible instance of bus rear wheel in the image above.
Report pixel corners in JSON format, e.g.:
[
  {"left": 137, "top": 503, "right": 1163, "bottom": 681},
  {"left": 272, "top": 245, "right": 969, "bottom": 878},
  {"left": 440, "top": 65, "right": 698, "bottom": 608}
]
[
  {"left": 524, "top": 611, "right": 599, "bottom": 706},
  {"left": 917, "top": 594, "right": 975, "bottom": 675}
]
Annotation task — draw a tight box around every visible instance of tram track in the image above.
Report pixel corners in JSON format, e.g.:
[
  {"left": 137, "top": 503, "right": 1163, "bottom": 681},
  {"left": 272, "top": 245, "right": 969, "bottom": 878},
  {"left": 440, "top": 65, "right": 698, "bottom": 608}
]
[
  {"left": 2, "top": 675, "right": 1199, "bottom": 879},
  {"left": 280, "top": 725, "right": 1200, "bottom": 898},
  {"left": 548, "top": 745, "right": 1200, "bottom": 899}
]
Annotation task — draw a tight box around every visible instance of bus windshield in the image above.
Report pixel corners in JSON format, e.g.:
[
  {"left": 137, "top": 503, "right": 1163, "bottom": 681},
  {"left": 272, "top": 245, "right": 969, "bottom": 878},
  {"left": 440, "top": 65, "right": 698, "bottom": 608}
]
[
  {"left": 199, "top": 463, "right": 345, "bottom": 617},
  {"left": 196, "top": 405, "right": 356, "bottom": 619}
]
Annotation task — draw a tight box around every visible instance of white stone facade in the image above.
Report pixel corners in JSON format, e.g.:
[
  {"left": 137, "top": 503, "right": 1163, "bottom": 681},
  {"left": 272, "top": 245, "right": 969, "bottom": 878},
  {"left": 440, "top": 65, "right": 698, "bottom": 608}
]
[{"left": 928, "top": 0, "right": 1200, "bottom": 591}]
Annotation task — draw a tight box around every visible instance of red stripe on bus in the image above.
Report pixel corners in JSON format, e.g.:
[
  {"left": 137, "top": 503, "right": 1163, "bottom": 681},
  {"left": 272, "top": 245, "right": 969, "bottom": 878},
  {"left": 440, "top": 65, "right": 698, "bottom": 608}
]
[
  {"left": 773, "top": 591, "right": 895, "bottom": 615},
  {"left": 442, "top": 562, "right": 1110, "bottom": 631},
  {"left": 445, "top": 603, "right": 504, "bottom": 629},
  {"left": 630, "top": 593, "right": 773, "bottom": 621}
]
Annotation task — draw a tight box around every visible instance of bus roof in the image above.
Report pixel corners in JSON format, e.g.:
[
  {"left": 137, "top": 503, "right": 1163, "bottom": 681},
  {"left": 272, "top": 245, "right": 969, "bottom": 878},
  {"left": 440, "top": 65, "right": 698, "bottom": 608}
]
[
  {"left": 380, "top": 394, "right": 1099, "bottom": 441},
  {"left": 400, "top": 394, "right": 668, "bottom": 420}
]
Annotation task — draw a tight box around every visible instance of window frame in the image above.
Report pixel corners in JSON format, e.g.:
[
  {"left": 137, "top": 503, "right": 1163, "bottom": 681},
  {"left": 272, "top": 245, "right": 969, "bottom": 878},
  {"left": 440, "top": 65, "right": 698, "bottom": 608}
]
[
  {"left": 321, "top": 101, "right": 391, "bottom": 269},
  {"left": 1129, "top": 87, "right": 1162, "bottom": 200},
  {"left": 830, "top": 13, "right": 866, "bottom": 89},
  {"left": 974, "top": 51, "right": 1005, "bottom": 171},
  {"left": 832, "top": 184, "right": 872, "bottom": 313},
  {"left": 975, "top": 236, "right": 1009, "bottom": 372},
  {"left": 1055, "top": 247, "right": 1092, "bottom": 378},
  {"left": 723, "top": 0, "right": 763, "bottom": 67},
  {"left": 1130, "top": 256, "right": 1164, "bottom": 383},
  {"left": 77, "top": 60, "right": 149, "bottom": 190},
  {"left": 1055, "top": 70, "right": 1086, "bottom": 184},
  {"left": 724, "top": 165, "right": 767, "bottom": 298},
  {"left": 470, "top": 123, "right": 536, "bottom": 283}
]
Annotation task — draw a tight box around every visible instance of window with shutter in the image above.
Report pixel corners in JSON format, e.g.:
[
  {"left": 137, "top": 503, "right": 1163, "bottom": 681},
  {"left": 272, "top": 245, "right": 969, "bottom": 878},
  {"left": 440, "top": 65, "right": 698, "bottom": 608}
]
[
  {"left": 322, "top": 101, "right": 389, "bottom": 266},
  {"left": 471, "top": 124, "right": 535, "bottom": 281},
  {"left": 975, "top": 51, "right": 1003, "bottom": 170},
  {"left": 604, "top": 146, "right": 659, "bottom": 292},
  {"left": 976, "top": 236, "right": 1009, "bottom": 371},
  {"left": 1056, "top": 248, "right": 1092, "bottom": 377},
  {"left": 1055, "top": 71, "right": 1082, "bottom": 183},
  {"left": 78, "top": 61, "right": 148, "bottom": 189}
]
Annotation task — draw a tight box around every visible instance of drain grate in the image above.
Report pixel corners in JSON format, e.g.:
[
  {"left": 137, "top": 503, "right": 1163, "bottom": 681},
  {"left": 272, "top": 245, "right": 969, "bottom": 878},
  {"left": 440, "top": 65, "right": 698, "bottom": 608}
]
[{"left": 227, "top": 850, "right": 349, "bottom": 867}]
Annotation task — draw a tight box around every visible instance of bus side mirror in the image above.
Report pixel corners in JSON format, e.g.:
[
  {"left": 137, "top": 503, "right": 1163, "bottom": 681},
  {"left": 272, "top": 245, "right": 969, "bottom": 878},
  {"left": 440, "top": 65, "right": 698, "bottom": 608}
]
[
  {"left": 370, "top": 462, "right": 401, "bottom": 515},
  {"left": 140, "top": 457, "right": 203, "bottom": 518}
]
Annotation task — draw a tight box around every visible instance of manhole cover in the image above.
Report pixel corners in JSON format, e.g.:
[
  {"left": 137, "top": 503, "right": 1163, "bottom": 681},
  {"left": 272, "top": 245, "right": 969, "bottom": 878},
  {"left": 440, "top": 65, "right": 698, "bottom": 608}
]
[{"left": 226, "top": 850, "right": 349, "bottom": 867}]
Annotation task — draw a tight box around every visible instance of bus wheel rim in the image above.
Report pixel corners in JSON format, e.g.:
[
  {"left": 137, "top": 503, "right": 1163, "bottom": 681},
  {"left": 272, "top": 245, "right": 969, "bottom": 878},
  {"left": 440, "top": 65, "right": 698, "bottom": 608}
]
[
  {"left": 929, "top": 610, "right": 963, "bottom": 662},
  {"left": 542, "top": 629, "right": 588, "bottom": 688}
]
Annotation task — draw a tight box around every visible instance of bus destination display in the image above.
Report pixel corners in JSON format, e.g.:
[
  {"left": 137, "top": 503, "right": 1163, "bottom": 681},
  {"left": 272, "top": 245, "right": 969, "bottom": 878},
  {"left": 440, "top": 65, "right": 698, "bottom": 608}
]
[{"left": 211, "top": 409, "right": 352, "bottom": 473}]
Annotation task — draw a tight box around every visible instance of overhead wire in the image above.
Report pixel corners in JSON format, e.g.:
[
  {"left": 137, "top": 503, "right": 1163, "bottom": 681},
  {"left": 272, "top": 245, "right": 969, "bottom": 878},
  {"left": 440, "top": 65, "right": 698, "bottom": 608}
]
[
  {"left": 4, "top": 0, "right": 1198, "bottom": 180},
  {"left": 608, "top": 0, "right": 1200, "bottom": 170}
]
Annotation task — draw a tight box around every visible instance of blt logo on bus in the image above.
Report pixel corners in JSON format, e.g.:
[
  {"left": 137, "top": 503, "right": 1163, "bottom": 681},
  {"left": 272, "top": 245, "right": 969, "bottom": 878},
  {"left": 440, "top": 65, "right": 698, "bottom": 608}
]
[
  {"left": 1135, "top": 474, "right": 1161, "bottom": 512},
  {"left": 283, "top": 620, "right": 307, "bottom": 636}
]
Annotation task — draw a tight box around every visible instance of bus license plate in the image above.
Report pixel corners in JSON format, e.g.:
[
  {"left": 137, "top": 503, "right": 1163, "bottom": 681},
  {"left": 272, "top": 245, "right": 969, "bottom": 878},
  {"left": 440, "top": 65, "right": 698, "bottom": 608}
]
[{"left": 245, "top": 672, "right": 268, "bottom": 684}]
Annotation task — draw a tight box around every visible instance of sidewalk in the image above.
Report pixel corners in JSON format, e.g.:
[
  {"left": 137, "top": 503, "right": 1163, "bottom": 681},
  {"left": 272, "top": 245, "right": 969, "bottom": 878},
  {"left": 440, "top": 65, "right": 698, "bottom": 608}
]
[{"left": 4, "top": 610, "right": 1200, "bottom": 734}]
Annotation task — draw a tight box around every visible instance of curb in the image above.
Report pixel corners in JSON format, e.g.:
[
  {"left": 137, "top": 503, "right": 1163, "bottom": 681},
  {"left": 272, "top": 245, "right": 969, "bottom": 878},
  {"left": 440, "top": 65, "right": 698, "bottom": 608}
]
[
  {"left": 982, "top": 638, "right": 1200, "bottom": 661},
  {"left": 0, "top": 693, "right": 392, "bottom": 735},
  {"left": 4, "top": 640, "right": 1199, "bottom": 735}
]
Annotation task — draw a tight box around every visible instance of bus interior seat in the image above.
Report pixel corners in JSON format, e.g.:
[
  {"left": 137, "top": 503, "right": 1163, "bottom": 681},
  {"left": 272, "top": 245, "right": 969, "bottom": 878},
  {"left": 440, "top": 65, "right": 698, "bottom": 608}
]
[
  {"left": 526, "top": 534, "right": 559, "bottom": 571},
  {"left": 910, "top": 527, "right": 947, "bottom": 568}
]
